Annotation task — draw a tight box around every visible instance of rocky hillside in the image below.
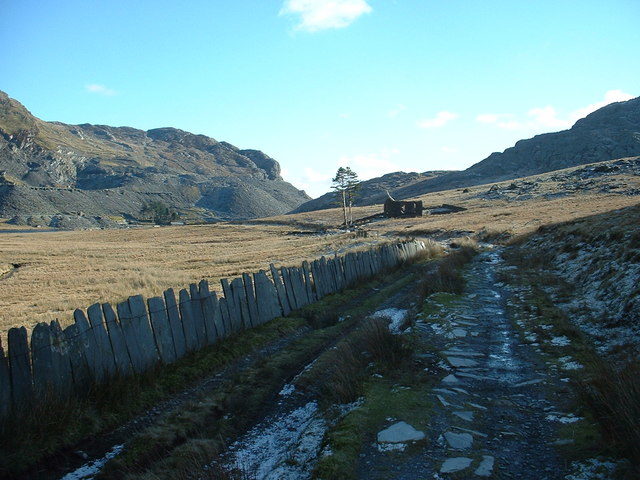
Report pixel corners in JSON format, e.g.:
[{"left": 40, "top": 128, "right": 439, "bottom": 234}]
[
  {"left": 0, "top": 90, "right": 309, "bottom": 227},
  {"left": 292, "top": 170, "right": 449, "bottom": 213},
  {"left": 296, "top": 96, "right": 640, "bottom": 212}
]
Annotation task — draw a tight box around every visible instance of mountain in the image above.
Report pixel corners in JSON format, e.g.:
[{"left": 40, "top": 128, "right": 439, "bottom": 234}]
[
  {"left": 0, "top": 91, "right": 310, "bottom": 227},
  {"left": 295, "top": 96, "right": 640, "bottom": 212},
  {"left": 292, "top": 170, "right": 450, "bottom": 213}
]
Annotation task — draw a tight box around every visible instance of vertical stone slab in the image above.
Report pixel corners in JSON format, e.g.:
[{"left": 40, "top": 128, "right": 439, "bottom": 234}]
[
  {"left": 116, "top": 300, "right": 145, "bottom": 374},
  {"left": 221, "top": 279, "right": 242, "bottom": 333},
  {"left": 87, "top": 303, "right": 117, "bottom": 379},
  {"left": 254, "top": 270, "right": 282, "bottom": 323},
  {"left": 0, "top": 337, "right": 11, "bottom": 419},
  {"left": 218, "top": 297, "right": 233, "bottom": 335},
  {"left": 302, "top": 261, "right": 316, "bottom": 302},
  {"left": 231, "top": 277, "right": 252, "bottom": 330},
  {"left": 178, "top": 289, "right": 199, "bottom": 352},
  {"left": 322, "top": 257, "right": 336, "bottom": 294},
  {"left": 62, "top": 324, "right": 90, "bottom": 390},
  {"left": 210, "top": 291, "right": 226, "bottom": 339},
  {"left": 198, "top": 280, "right": 220, "bottom": 343},
  {"left": 270, "top": 264, "right": 291, "bottom": 316},
  {"left": 242, "top": 273, "right": 260, "bottom": 328},
  {"left": 292, "top": 267, "right": 310, "bottom": 307},
  {"left": 310, "top": 260, "right": 323, "bottom": 299},
  {"left": 102, "top": 303, "right": 133, "bottom": 376},
  {"left": 280, "top": 267, "right": 298, "bottom": 311},
  {"left": 8, "top": 327, "right": 32, "bottom": 407},
  {"left": 164, "top": 289, "right": 187, "bottom": 360},
  {"left": 74, "top": 309, "right": 102, "bottom": 382},
  {"left": 31, "top": 323, "right": 55, "bottom": 399},
  {"left": 50, "top": 320, "right": 73, "bottom": 397},
  {"left": 188, "top": 284, "right": 208, "bottom": 349},
  {"left": 128, "top": 295, "right": 161, "bottom": 371},
  {"left": 148, "top": 296, "right": 177, "bottom": 364}
]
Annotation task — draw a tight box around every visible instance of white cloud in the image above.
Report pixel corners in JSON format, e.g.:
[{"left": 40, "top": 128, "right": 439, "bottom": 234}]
[
  {"left": 417, "top": 111, "right": 459, "bottom": 129},
  {"left": 387, "top": 104, "right": 406, "bottom": 118},
  {"left": 475, "top": 90, "right": 635, "bottom": 134},
  {"left": 441, "top": 146, "right": 458, "bottom": 154},
  {"left": 85, "top": 84, "right": 117, "bottom": 96},
  {"left": 568, "top": 89, "right": 634, "bottom": 124},
  {"left": 339, "top": 149, "right": 401, "bottom": 181},
  {"left": 280, "top": 0, "right": 372, "bottom": 32}
]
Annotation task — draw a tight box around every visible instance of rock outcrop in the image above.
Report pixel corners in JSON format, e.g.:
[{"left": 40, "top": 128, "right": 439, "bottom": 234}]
[{"left": 0, "top": 90, "right": 309, "bottom": 226}]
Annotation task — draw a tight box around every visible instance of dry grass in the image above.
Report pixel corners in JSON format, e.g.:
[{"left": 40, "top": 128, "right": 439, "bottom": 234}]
[
  {"left": 0, "top": 224, "right": 374, "bottom": 340},
  {"left": 1, "top": 160, "right": 638, "bottom": 341}
]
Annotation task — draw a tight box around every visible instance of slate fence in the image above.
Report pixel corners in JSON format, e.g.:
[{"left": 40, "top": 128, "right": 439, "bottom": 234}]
[{"left": 0, "top": 240, "right": 425, "bottom": 419}]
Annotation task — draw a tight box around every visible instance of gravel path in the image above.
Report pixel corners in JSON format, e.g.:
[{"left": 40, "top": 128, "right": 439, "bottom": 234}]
[{"left": 359, "top": 249, "right": 573, "bottom": 479}]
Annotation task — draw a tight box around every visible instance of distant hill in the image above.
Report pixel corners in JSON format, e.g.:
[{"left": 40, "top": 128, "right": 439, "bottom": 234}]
[
  {"left": 296, "top": 96, "right": 640, "bottom": 212},
  {"left": 0, "top": 90, "right": 309, "bottom": 227},
  {"left": 292, "top": 170, "right": 450, "bottom": 213}
]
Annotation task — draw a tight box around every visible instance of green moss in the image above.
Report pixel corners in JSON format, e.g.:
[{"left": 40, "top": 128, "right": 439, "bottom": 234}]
[{"left": 314, "top": 375, "right": 434, "bottom": 480}]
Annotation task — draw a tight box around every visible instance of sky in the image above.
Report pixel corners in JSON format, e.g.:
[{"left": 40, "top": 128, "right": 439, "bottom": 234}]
[{"left": 1, "top": 0, "right": 639, "bottom": 198}]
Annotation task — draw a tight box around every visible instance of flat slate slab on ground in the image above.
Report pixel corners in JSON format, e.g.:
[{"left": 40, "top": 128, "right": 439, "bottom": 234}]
[{"left": 377, "top": 421, "right": 425, "bottom": 443}]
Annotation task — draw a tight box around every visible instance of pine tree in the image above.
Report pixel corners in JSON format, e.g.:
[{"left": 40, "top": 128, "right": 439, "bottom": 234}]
[{"left": 331, "top": 167, "right": 360, "bottom": 228}]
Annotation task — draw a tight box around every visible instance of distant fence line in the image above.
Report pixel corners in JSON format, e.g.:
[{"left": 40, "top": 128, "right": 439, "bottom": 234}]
[{"left": 0, "top": 240, "right": 426, "bottom": 418}]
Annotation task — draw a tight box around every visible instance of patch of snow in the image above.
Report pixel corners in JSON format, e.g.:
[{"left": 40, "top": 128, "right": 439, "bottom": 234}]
[
  {"left": 376, "top": 442, "right": 406, "bottom": 452},
  {"left": 279, "top": 383, "right": 296, "bottom": 396},
  {"left": 371, "top": 308, "right": 409, "bottom": 335},
  {"left": 546, "top": 413, "right": 583, "bottom": 424},
  {"left": 564, "top": 458, "right": 619, "bottom": 480},
  {"left": 559, "top": 356, "right": 584, "bottom": 370},
  {"left": 550, "top": 335, "right": 571, "bottom": 347},
  {"left": 60, "top": 444, "right": 124, "bottom": 480},
  {"left": 223, "top": 401, "right": 326, "bottom": 480}
]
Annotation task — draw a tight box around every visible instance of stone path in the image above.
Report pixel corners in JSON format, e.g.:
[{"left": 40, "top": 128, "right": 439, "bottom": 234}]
[{"left": 359, "top": 250, "right": 572, "bottom": 479}]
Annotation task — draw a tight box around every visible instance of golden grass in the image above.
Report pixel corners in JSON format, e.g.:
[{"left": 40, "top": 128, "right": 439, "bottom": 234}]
[
  {"left": 1, "top": 160, "right": 638, "bottom": 342},
  {"left": 0, "top": 224, "right": 371, "bottom": 340}
]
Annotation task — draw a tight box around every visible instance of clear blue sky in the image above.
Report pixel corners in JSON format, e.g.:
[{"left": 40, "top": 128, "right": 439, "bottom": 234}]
[{"left": 1, "top": 0, "right": 638, "bottom": 197}]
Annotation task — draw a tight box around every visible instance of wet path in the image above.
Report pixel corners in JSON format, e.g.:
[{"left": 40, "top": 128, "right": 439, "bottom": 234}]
[{"left": 359, "top": 250, "right": 570, "bottom": 479}]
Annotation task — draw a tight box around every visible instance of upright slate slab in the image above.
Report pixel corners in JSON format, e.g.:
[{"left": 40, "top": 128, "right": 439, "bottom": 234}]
[
  {"left": 218, "top": 297, "right": 233, "bottom": 335},
  {"left": 87, "top": 303, "right": 117, "bottom": 379},
  {"left": 102, "top": 303, "right": 133, "bottom": 376},
  {"left": 148, "top": 296, "right": 177, "bottom": 364},
  {"left": 311, "top": 260, "right": 327, "bottom": 299},
  {"left": 209, "top": 291, "right": 226, "bottom": 339},
  {"left": 73, "top": 309, "right": 102, "bottom": 382},
  {"left": 198, "top": 280, "right": 220, "bottom": 343},
  {"left": 164, "top": 289, "right": 187, "bottom": 360},
  {"left": 0, "top": 337, "right": 11, "bottom": 419},
  {"left": 31, "top": 323, "right": 55, "bottom": 399},
  {"left": 63, "top": 323, "right": 91, "bottom": 390},
  {"left": 178, "top": 289, "right": 199, "bottom": 352},
  {"left": 128, "top": 295, "right": 160, "bottom": 370},
  {"left": 269, "top": 264, "right": 291, "bottom": 316},
  {"left": 8, "top": 326, "right": 32, "bottom": 406},
  {"left": 254, "top": 270, "right": 281, "bottom": 323},
  {"left": 188, "top": 284, "right": 208, "bottom": 349},
  {"left": 280, "top": 267, "right": 298, "bottom": 311},
  {"left": 291, "top": 268, "right": 309, "bottom": 307},
  {"left": 302, "top": 261, "right": 316, "bottom": 302},
  {"left": 50, "top": 320, "right": 73, "bottom": 397},
  {"left": 231, "top": 277, "right": 252, "bottom": 330},
  {"left": 116, "top": 300, "right": 145, "bottom": 374},
  {"left": 221, "top": 279, "right": 242, "bottom": 333},
  {"left": 242, "top": 273, "right": 260, "bottom": 328}
]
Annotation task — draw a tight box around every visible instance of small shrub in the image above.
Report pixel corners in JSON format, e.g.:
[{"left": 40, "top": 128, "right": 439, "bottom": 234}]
[
  {"left": 419, "top": 245, "right": 478, "bottom": 297},
  {"left": 577, "top": 360, "right": 640, "bottom": 469}
]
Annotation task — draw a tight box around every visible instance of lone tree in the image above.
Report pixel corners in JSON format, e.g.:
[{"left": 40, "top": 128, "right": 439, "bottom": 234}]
[{"left": 331, "top": 166, "right": 360, "bottom": 227}]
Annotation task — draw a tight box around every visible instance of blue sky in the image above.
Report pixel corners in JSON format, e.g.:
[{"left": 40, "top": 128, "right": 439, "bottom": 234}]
[{"left": 1, "top": 0, "right": 638, "bottom": 197}]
